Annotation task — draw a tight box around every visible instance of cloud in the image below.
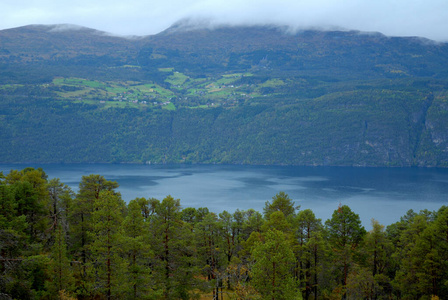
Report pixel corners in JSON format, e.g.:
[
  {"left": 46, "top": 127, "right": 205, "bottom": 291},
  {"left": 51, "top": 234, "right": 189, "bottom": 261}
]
[{"left": 1, "top": 0, "right": 448, "bottom": 41}]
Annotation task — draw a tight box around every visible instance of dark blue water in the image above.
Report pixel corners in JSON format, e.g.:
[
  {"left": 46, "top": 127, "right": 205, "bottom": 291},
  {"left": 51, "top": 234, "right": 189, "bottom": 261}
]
[{"left": 1, "top": 164, "right": 447, "bottom": 228}]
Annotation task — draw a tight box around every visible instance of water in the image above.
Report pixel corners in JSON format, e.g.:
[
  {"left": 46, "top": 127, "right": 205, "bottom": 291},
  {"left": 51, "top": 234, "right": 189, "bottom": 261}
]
[{"left": 1, "top": 164, "right": 447, "bottom": 228}]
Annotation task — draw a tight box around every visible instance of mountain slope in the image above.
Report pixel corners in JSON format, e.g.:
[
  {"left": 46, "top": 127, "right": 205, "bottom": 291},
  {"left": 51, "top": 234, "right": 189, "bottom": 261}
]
[
  {"left": 0, "top": 23, "right": 447, "bottom": 166},
  {"left": 0, "top": 24, "right": 140, "bottom": 61},
  {"left": 139, "top": 24, "right": 448, "bottom": 79}
]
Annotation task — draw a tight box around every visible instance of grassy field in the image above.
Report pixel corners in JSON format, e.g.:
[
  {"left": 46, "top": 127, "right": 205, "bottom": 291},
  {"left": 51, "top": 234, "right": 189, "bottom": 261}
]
[
  {"left": 162, "top": 102, "right": 176, "bottom": 110},
  {"left": 0, "top": 69, "right": 284, "bottom": 110},
  {"left": 166, "top": 72, "right": 189, "bottom": 86},
  {"left": 0, "top": 84, "right": 24, "bottom": 90},
  {"left": 158, "top": 67, "right": 174, "bottom": 72}
]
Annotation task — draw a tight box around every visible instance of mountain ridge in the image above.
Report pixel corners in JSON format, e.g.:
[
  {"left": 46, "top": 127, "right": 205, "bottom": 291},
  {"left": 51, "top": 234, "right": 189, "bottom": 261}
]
[{"left": 2, "top": 20, "right": 443, "bottom": 42}]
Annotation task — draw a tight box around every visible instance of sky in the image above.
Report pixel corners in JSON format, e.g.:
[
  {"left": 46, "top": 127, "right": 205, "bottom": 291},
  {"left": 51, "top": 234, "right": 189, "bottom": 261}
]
[{"left": 2, "top": 0, "right": 448, "bottom": 41}]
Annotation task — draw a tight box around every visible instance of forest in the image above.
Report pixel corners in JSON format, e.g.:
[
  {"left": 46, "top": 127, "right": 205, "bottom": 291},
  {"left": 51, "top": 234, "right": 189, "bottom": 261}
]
[
  {"left": 1, "top": 167, "right": 447, "bottom": 300},
  {"left": 1, "top": 79, "right": 448, "bottom": 167}
]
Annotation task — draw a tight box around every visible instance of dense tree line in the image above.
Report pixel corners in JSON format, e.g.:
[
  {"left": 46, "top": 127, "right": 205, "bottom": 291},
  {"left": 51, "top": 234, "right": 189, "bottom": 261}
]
[{"left": 1, "top": 167, "right": 448, "bottom": 299}]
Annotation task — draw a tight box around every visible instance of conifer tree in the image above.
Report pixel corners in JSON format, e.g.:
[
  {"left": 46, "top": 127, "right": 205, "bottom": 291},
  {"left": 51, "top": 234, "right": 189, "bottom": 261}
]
[
  {"left": 262, "top": 211, "right": 292, "bottom": 235},
  {"left": 90, "top": 190, "right": 126, "bottom": 300},
  {"left": 263, "top": 192, "right": 298, "bottom": 220},
  {"left": 219, "top": 210, "right": 237, "bottom": 265},
  {"left": 325, "top": 205, "right": 366, "bottom": 299},
  {"left": 69, "top": 174, "right": 119, "bottom": 297},
  {"left": 6, "top": 168, "right": 50, "bottom": 245},
  {"left": 362, "top": 219, "right": 394, "bottom": 298},
  {"left": 150, "top": 196, "right": 200, "bottom": 299},
  {"left": 123, "top": 198, "right": 158, "bottom": 299},
  {"left": 47, "top": 178, "right": 74, "bottom": 239},
  {"left": 294, "top": 209, "right": 324, "bottom": 300},
  {"left": 394, "top": 207, "right": 448, "bottom": 298},
  {"left": 45, "top": 226, "right": 75, "bottom": 298},
  {"left": 242, "top": 209, "right": 264, "bottom": 239},
  {"left": 391, "top": 212, "right": 430, "bottom": 298},
  {"left": 0, "top": 177, "right": 29, "bottom": 299},
  {"left": 195, "top": 212, "right": 226, "bottom": 297},
  {"left": 251, "top": 229, "right": 302, "bottom": 300}
]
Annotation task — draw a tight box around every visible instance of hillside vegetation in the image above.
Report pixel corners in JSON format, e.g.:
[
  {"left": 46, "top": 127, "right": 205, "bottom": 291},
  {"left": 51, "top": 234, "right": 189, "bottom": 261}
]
[{"left": 0, "top": 23, "right": 448, "bottom": 166}]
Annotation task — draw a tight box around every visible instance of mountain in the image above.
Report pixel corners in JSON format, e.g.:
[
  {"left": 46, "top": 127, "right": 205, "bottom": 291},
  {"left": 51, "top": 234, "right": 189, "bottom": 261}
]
[
  {"left": 0, "top": 23, "right": 447, "bottom": 166},
  {"left": 142, "top": 24, "right": 448, "bottom": 79},
  {"left": 0, "top": 24, "right": 145, "bottom": 83}
]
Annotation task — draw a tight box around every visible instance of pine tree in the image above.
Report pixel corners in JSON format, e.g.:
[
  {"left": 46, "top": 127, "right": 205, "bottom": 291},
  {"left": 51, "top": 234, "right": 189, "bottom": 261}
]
[
  {"left": 45, "top": 226, "right": 75, "bottom": 298},
  {"left": 122, "top": 198, "right": 158, "bottom": 299},
  {"left": 251, "top": 229, "right": 302, "bottom": 300},
  {"left": 69, "top": 174, "right": 119, "bottom": 297},
  {"left": 324, "top": 205, "right": 366, "bottom": 299},
  {"left": 395, "top": 207, "right": 448, "bottom": 298},
  {"left": 195, "top": 212, "right": 226, "bottom": 297},
  {"left": 263, "top": 192, "right": 298, "bottom": 221},
  {"left": 391, "top": 212, "right": 430, "bottom": 298},
  {"left": 219, "top": 210, "right": 238, "bottom": 265},
  {"left": 294, "top": 209, "right": 323, "bottom": 300},
  {"left": 6, "top": 168, "right": 50, "bottom": 245},
  {"left": 360, "top": 219, "right": 394, "bottom": 298},
  {"left": 242, "top": 209, "right": 264, "bottom": 239},
  {"left": 47, "top": 178, "right": 74, "bottom": 236},
  {"left": 149, "top": 196, "right": 200, "bottom": 299},
  {"left": 90, "top": 190, "right": 126, "bottom": 300}
]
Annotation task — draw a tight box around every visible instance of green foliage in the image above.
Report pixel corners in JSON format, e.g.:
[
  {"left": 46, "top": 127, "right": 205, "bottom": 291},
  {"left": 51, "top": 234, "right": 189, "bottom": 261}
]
[
  {"left": 251, "top": 229, "right": 302, "bottom": 299},
  {"left": 122, "top": 199, "right": 157, "bottom": 299},
  {"left": 325, "top": 205, "right": 366, "bottom": 295},
  {"left": 90, "top": 190, "right": 127, "bottom": 299},
  {"left": 355, "top": 219, "right": 395, "bottom": 298},
  {"left": 68, "top": 174, "right": 120, "bottom": 298},
  {"left": 263, "top": 191, "right": 298, "bottom": 220},
  {"left": 150, "top": 196, "right": 201, "bottom": 299},
  {"left": 325, "top": 205, "right": 366, "bottom": 249},
  {"left": 45, "top": 226, "right": 75, "bottom": 298},
  {"left": 261, "top": 211, "right": 292, "bottom": 234},
  {"left": 1, "top": 167, "right": 448, "bottom": 299},
  {"left": 1, "top": 80, "right": 448, "bottom": 166},
  {"left": 294, "top": 209, "right": 324, "bottom": 299},
  {"left": 390, "top": 207, "right": 448, "bottom": 298},
  {"left": 47, "top": 178, "right": 74, "bottom": 237}
]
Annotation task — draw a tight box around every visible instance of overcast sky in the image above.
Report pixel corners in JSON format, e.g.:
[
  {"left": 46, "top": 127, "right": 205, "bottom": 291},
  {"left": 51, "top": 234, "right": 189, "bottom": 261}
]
[{"left": 2, "top": 0, "right": 448, "bottom": 41}]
